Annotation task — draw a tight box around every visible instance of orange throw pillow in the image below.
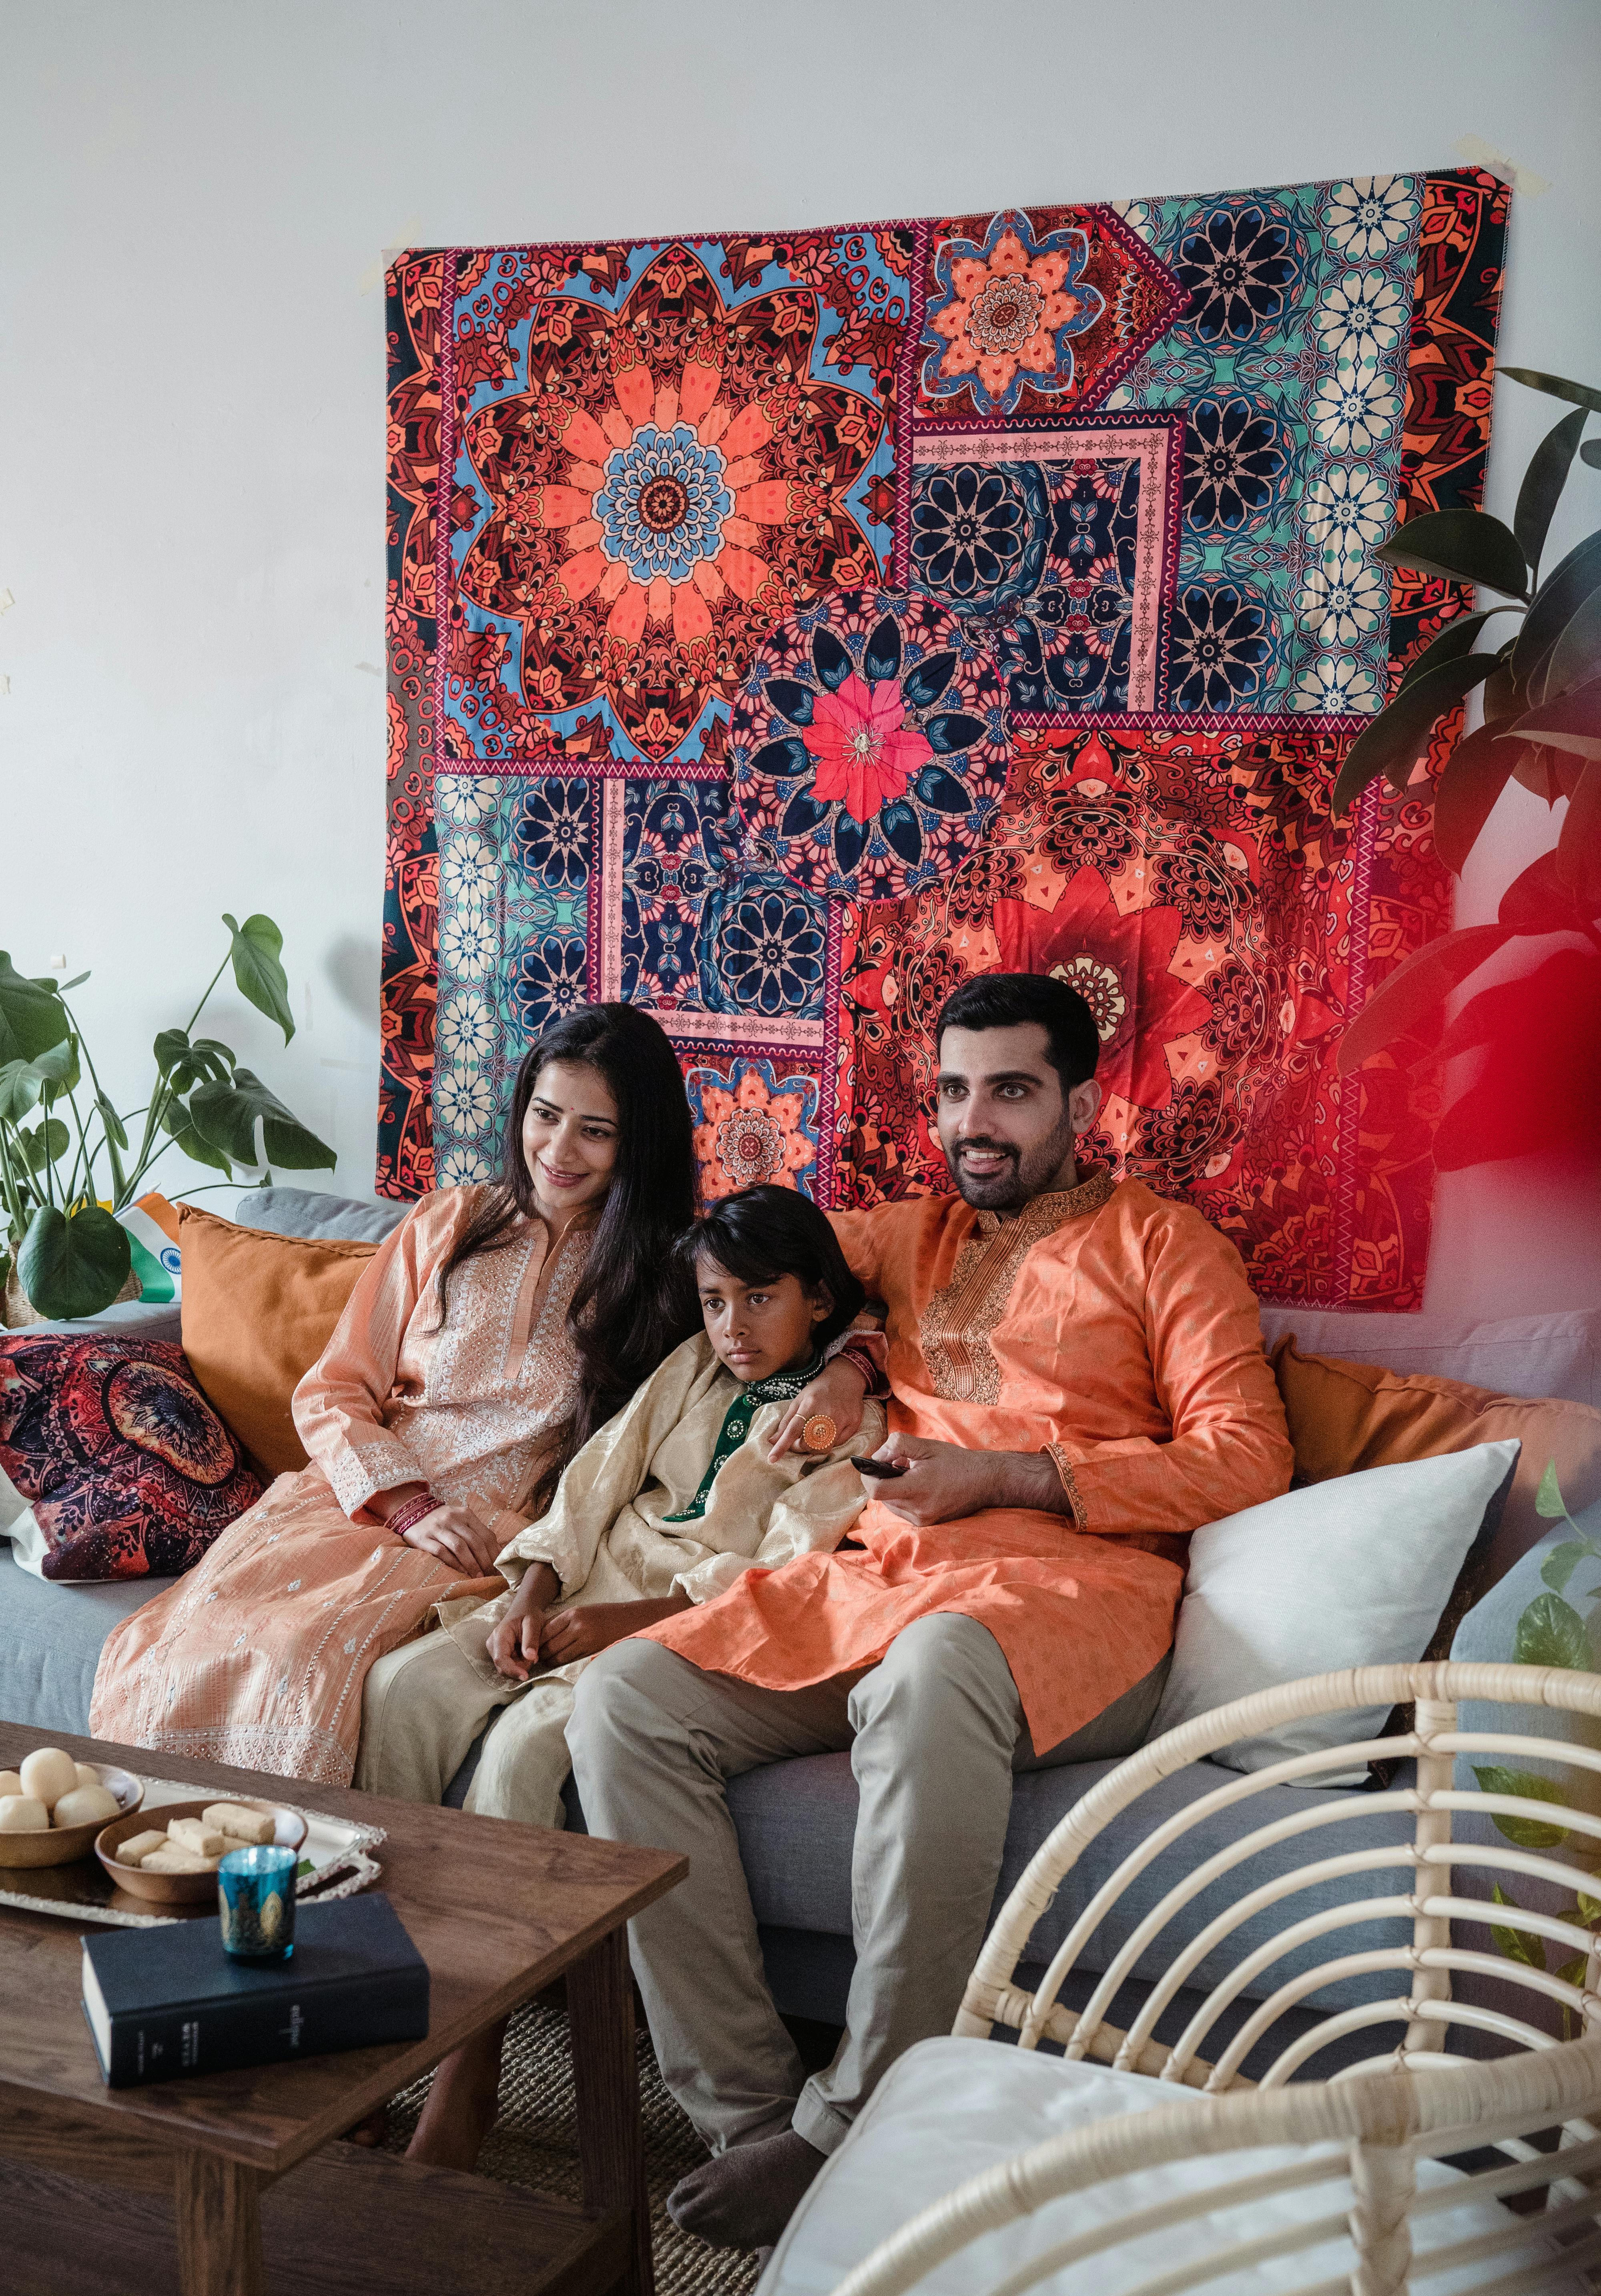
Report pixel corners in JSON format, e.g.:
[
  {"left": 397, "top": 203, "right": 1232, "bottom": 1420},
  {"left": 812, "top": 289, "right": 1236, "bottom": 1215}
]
[
  {"left": 1271, "top": 1335, "right": 1601, "bottom": 1588},
  {"left": 177, "top": 1205, "right": 377, "bottom": 1475}
]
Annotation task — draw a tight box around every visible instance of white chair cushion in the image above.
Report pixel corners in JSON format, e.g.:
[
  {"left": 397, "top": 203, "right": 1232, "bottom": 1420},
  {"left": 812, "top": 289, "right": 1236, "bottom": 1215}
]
[{"left": 759, "top": 2037, "right": 1580, "bottom": 2295}]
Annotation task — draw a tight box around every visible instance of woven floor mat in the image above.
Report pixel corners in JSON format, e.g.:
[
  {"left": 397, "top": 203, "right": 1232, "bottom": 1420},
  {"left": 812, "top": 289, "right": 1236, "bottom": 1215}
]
[{"left": 380, "top": 2001, "right": 763, "bottom": 2295}]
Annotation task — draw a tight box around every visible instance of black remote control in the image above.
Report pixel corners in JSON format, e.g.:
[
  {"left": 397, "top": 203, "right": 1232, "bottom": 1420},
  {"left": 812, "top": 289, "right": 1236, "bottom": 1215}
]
[{"left": 852, "top": 1455, "right": 911, "bottom": 1478}]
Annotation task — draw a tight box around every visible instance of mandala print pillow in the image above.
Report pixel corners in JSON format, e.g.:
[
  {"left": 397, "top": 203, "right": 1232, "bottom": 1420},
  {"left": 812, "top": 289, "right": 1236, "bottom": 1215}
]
[{"left": 0, "top": 1336, "right": 264, "bottom": 1582}]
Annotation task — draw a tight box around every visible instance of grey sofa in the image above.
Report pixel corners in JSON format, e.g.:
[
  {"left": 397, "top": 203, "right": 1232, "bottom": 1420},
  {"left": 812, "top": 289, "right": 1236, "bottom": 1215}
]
[{"left": 5, "top": 1187, "right": 1598, "bottom": 2078}]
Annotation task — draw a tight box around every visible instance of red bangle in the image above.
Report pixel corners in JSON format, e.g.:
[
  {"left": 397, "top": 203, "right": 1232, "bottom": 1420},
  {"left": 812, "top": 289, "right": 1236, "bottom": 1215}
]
[
  {"left": 837, "top": 1344, "right": 882, "bottom": 1397},
  {"left": 385, "top": 1490, "right": 440, "bottom": 1539}
]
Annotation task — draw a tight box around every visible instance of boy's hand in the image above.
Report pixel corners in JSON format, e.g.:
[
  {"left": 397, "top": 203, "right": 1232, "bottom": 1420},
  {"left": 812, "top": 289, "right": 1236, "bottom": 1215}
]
[
  {"left": 768, "top": 1355, "right": 869, "bottom": 1463},
  {"left": 540, "top": 1592, "right": 692, "bottom": 1663},
  {"left": 485, "top": 1563, "right": 562, "bottom": 1680}
]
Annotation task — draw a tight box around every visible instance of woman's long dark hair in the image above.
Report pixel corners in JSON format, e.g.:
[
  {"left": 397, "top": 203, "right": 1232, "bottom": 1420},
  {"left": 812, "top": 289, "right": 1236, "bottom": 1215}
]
[{"left": 438, "top": 1004, "right": 698, "bottom": 1511}]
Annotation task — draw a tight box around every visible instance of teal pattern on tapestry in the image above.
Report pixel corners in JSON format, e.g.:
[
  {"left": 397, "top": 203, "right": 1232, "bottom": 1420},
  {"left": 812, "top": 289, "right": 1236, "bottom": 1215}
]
[
  {"left": 1106, "top": 175, "right": 1423, "bottom": 713},
  {"left": 663, "top": 1353, "right": 825, "bottom": 1523}
]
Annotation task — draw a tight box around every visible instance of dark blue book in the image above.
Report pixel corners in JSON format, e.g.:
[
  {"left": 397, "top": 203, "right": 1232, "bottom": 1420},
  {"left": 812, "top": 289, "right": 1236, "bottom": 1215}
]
[{"left": 80, "top": 1893, "right": 429, "bottom": 2087}]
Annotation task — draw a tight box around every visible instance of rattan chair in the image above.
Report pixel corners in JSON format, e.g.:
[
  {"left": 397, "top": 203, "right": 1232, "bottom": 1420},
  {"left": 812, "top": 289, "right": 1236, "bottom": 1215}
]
[{"left": 759, "top": 1662, "right": 1601, "bottom": 2296}]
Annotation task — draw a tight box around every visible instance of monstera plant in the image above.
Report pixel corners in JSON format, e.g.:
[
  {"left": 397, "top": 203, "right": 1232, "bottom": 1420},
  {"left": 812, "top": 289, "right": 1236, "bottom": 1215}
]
[
  {"left": 1333, "top": 367, "right": 1601, "bottom": 1168},
  {"left": 0, "top": 914, "right": 334, "bottom": 1322}
]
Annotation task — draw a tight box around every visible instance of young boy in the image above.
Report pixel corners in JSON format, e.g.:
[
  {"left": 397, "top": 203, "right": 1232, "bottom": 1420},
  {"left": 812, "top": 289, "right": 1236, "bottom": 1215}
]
[{"left": 355, "top": 1184, "right": 885, "bottom": 1834}]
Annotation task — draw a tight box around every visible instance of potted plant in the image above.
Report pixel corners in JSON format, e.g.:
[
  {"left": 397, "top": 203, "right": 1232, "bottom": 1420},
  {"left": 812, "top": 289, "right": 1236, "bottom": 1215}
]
[
  {"left": 0, "top": 913, "right": 335, "bottom": 1323},
  {"left": 1332, "top": 367, "right": 1600, "bottom": 1164}
]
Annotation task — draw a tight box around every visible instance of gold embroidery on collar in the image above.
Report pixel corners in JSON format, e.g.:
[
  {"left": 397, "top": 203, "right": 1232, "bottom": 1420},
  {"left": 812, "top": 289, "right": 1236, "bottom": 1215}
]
[{"left": 919, "top": 1167, "right": 1115, "bottom": 1404}]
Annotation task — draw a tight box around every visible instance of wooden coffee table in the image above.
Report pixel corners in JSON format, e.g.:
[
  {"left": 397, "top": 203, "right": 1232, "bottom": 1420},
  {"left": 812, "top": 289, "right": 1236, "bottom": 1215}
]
[{"left": 0, "top": 1721, "right": 686, "bottom": 2296}]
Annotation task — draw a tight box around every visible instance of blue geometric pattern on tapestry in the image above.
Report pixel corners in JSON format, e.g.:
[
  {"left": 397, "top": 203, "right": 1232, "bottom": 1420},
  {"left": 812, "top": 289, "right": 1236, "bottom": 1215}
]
[{"left": 1107, "top": 175, "right": 1421, "bottom": 711}]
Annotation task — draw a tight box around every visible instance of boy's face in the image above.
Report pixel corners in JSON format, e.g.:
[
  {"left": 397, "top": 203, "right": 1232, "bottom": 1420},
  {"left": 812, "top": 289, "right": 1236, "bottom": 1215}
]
[{"left": 694, "top": 1255, "right": 831, "bottom": 1384}]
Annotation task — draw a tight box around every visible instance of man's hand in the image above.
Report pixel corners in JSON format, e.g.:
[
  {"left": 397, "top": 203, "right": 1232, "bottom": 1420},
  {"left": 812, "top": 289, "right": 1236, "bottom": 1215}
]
[
  {"left": 767, "top": 1354, "right": 870, "bottom": 1463},
  {"left": 396, "top": 1501, "right": 504, "bottom": 1576},
  {"left": 485, "top": 1563, "right": 562, "bottom": 1680},
  {"left": 863, "top": 1435, "right": 1070, "bottom": 1527},
  {"left": 539, "top": 1592, "right": 692, "bottom": 1664}
]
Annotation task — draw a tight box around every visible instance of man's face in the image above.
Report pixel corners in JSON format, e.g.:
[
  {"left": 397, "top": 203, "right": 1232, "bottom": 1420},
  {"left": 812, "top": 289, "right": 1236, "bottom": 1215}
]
[{"left": 935, "top": 1023, "right": 1102, "bottom": 1212}]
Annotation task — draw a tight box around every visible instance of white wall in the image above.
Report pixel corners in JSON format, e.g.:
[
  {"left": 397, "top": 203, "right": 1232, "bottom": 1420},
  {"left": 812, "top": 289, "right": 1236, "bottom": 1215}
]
[{"left": 3, "top": 0, "right": 1598, "bottom": 1311}]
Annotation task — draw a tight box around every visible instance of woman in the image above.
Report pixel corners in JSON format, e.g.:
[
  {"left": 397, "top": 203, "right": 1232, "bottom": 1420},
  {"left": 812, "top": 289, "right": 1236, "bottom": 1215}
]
[{"left": 90, "top": 1004, "right": 699, "bottom": 1788}]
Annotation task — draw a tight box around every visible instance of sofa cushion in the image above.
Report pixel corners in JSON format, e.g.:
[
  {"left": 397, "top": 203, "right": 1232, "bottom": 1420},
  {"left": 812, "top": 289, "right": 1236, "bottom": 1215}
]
[
  {"left": 1273, "top": 1336, "right": 1601, "bottom": 1586},
  {"left": 238, "top": 1187, "right": 409, "bottom": 1245},
  {"left": 177, "top": 1204, "right": 377, "bottom": 1473},
  {"left": 1258, "top": 1304, "right": 1601, "bottom": 1412},
  {"left": 0, "top": 1334, "right": 265, "bottom": 1582}
]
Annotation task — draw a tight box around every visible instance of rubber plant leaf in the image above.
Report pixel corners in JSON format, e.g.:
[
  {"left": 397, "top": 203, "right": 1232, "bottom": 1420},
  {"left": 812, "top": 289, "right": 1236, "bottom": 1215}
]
[
  {"left": 1555, "top": 759, "right": 1601, "bottom": 911},
  {"left": 16, "top": 1201, "right": 132, "bottom": 1321},
  {"left": 1433, "top": 721, "right": 1530, "bottom": 874},
  {"left": 1510, "top": 678, "right": 1601, "bottom": 763},
  {"left": 1512, "top": 530, "right": 1601, "bottom": 697},
  {"left": 1334, "top": 924, "right": 1514, "bottom": 1073},
  {"left": 1537, "top": 1460, "right": 1571, "bottom": 1519},
  {"left": 1331, "top": 655, "right": 1499, "bottom": 813},
  {"left": 1544, "top": 586, "right": 1601, "bottom": 704},
  {"left": 1499, "top": 849, "right": 1582, "bottom": 932},
  {"left": 1501, "top": 367, "right": 1601, "bottom": 416},
  {"left": 0, "top": 954, "right": 70, "bottom": 1066},
  {"left": 1374, "top": 508, "right": 1529, "bottom": 599},
  {"left": 188, "top": 1068, "right": 335, "bottom": 1171},
  {"left": 223, "top": 913, "right": 295, "bottom": 1044},
  {"left": 1395, "top": 611, "right": 1517, "bottom": 695},
  {"left": 1514, "top": 403, "right": 1590, "bottom": 575},
  {"left": 1585, "top": 440, "right": 1601, "bottom": 470}
]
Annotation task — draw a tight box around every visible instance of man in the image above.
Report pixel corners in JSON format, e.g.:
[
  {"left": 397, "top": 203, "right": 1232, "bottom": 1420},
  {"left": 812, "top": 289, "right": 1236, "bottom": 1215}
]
[{"left": 567, "top": 971, "right": 1292, "bottom": 2249}]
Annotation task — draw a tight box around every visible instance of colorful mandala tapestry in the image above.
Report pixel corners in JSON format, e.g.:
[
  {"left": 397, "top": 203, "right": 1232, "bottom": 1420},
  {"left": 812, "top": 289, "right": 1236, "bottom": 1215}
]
[{"left": 383, "top": 169, "right": 1508, "bottom": 1307}]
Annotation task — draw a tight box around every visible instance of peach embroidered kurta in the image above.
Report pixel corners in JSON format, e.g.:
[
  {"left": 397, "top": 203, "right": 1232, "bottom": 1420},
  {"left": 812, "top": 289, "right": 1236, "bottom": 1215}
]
[
  {"left": 646, "top": 1168, "right": 1294, "bottom": 1752},
  {"left": 90, "top": 1188, "right": 590, "bottom": 1785}
]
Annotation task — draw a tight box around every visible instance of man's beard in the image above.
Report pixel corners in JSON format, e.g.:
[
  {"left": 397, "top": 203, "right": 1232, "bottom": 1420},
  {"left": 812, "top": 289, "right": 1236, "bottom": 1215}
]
[{"left": 944, "top": 1115, "right": 1078, "bottom": 1212}]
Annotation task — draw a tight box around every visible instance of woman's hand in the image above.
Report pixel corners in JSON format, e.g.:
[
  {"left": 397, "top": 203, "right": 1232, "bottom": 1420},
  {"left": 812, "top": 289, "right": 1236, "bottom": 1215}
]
[
  {"left": 767, "top": 1355, "right": 870, "bottom": 1463},
  {"left": 397, "top": 1501, "right": 504, "bottom": 1577},
  {"left": 486, "top": 1563, "right": 562, "bottom": 1680},
  {"left": 540, "top": 1592, "right": 691, "bottom": 1664}
]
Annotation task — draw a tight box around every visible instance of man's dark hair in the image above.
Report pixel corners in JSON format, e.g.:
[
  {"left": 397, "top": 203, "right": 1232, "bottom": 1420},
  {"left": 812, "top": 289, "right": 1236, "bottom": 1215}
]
[
  {"left": 935, "top": 971, "right": 1101, "bottom": 1096},
  {"left": 678, "top": 1184, "right": 865, "bottom": 1350}
]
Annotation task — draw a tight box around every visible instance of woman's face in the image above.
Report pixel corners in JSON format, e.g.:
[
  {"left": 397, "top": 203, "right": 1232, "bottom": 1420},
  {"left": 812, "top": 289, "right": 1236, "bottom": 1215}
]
[
  {"left": 520, "top": 1060, "right": 620, "bottom": 1225},
  {"left": 692, "top": 1255, "right": 831, "bottom": 1384}
]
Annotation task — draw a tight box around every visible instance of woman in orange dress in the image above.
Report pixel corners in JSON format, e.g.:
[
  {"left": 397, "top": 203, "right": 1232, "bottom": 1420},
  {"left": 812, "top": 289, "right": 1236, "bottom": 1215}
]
[{"left": 90, "top": 1005, "right": 698, "bottom": 1788}]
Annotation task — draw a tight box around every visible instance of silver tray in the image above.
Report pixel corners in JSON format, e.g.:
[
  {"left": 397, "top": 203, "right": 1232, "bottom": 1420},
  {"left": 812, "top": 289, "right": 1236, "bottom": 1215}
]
[{"left": 0, "top": 1773, "right": 386, "bottom": 1928}]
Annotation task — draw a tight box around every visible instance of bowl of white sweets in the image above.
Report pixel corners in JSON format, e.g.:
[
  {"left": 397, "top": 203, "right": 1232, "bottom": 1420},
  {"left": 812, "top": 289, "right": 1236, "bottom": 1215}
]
[{"left": 0, "top": 1748, "right": 144, "bottom": 1868}]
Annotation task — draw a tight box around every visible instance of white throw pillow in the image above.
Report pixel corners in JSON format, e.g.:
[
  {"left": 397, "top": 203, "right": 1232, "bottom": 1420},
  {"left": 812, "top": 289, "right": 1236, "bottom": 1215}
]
[
  {"left": 1150, "top": 1440, "right": 1520, "bottom": 1780},
  {"left": 0, "top": 1462, "right": 27, "bottom": 1537}
]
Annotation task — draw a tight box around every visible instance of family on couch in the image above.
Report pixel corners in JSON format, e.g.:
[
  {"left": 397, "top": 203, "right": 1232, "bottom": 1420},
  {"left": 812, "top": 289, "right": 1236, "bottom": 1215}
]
[{"left": 89, "top": 972, "right": 1295, "bottom": 2251}]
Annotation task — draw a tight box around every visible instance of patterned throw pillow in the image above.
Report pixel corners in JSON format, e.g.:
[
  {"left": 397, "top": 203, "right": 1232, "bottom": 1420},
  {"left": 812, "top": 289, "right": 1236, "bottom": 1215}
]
[{"left": 0, "top": 1336, "right": 265, "bottom": 1582}]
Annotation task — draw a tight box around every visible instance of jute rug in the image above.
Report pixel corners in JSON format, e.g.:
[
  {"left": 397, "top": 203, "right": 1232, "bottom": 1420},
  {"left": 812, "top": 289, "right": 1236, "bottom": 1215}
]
[{"left": 380, "top": 2000, "right": 763, "bottom": 2295}]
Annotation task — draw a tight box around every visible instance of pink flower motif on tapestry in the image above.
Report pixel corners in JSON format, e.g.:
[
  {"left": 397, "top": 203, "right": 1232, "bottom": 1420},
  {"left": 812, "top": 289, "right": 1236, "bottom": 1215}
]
[
  {"left": 803, "top": 675, "right": 934, "bottom": 824},
  {"left": 992, "top": 867, "right": 1211, "bottom": 1110}
]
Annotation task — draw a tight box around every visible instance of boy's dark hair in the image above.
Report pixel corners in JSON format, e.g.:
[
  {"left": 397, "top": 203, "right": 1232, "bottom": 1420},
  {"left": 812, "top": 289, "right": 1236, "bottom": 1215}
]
[
  {"left": 678, "top": 1184, "right": 865, "bottom": 1351},
  {"left": 935, "top": 971, "right": 1101, "bottom": 1097}
]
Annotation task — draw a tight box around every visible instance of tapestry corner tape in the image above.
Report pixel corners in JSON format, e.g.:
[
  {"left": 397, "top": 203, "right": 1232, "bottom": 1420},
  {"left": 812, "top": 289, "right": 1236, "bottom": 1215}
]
[{"left": 1453, "top": 134, "right": 1551, "bottom": 199}]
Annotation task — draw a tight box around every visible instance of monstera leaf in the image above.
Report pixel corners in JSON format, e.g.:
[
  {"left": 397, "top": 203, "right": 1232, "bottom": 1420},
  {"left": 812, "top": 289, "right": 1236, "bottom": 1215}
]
[
  {"left": 16, "top": 1202, "right": 132, "bottom": 1321},
  {"left": 187, "top": 1069, "right": 335, "bottom": 1171},
  {"left": 224, "top": 913, "right": 296, "bottom": 1043},
  {"left": 0, "top": 954, "right": 69, "bottom": 1065}
]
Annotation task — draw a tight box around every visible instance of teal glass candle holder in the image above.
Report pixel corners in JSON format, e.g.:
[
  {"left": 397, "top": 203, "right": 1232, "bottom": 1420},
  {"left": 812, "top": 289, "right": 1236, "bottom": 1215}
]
[{"left": 217, "top": 1844, "right": 298, "bottom": 1961}]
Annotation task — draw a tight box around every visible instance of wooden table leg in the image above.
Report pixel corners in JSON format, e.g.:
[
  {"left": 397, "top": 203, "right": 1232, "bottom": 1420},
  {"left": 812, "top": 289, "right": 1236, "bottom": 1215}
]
[
  {"left": 174, "top": 2149, "right": 263, "bottom": 2296},
  {"left": 569, "top": 1924, "right": 652, "bottom": 2296}
]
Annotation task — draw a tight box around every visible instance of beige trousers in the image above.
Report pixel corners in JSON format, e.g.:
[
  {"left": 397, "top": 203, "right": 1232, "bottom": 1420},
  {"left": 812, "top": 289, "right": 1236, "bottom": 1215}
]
[{"left": 353, "top": 1627, "right": 580, "bottom": 1829}]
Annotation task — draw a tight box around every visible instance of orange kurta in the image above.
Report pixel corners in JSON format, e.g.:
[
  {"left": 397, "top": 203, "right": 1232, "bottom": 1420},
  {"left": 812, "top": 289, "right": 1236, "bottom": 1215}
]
[
  {"left": 645, "top": 1167, "right": 1293, "bottom": 1752},
  {"left": 90, "top": 1188, "right": 589, "bottom": 1785}
]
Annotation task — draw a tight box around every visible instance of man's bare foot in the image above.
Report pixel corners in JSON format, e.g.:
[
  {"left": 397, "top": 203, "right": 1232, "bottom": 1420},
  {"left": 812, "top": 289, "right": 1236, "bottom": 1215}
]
[
  {"left": 666, "top": 2129, "right": 826, "bottom": 2249},
  {"left": 405, "top": 2016, "right": 508, "bottom": 2173},
  {"left": 344, "top": 2103, "right": 389, "bottom": 2148}
]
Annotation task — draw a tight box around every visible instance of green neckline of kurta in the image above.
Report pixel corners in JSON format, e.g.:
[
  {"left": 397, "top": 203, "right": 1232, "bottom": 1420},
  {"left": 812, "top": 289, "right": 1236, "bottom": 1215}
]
[{"left": 662, "top": 1352, "right": 826, "bottom": 1523}]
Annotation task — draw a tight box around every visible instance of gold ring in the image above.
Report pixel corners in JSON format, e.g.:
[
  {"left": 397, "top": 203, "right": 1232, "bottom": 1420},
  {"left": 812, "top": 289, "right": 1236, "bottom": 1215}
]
[{"left": 801, "top": 1413, "right": 838, "bottom": 1452}]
